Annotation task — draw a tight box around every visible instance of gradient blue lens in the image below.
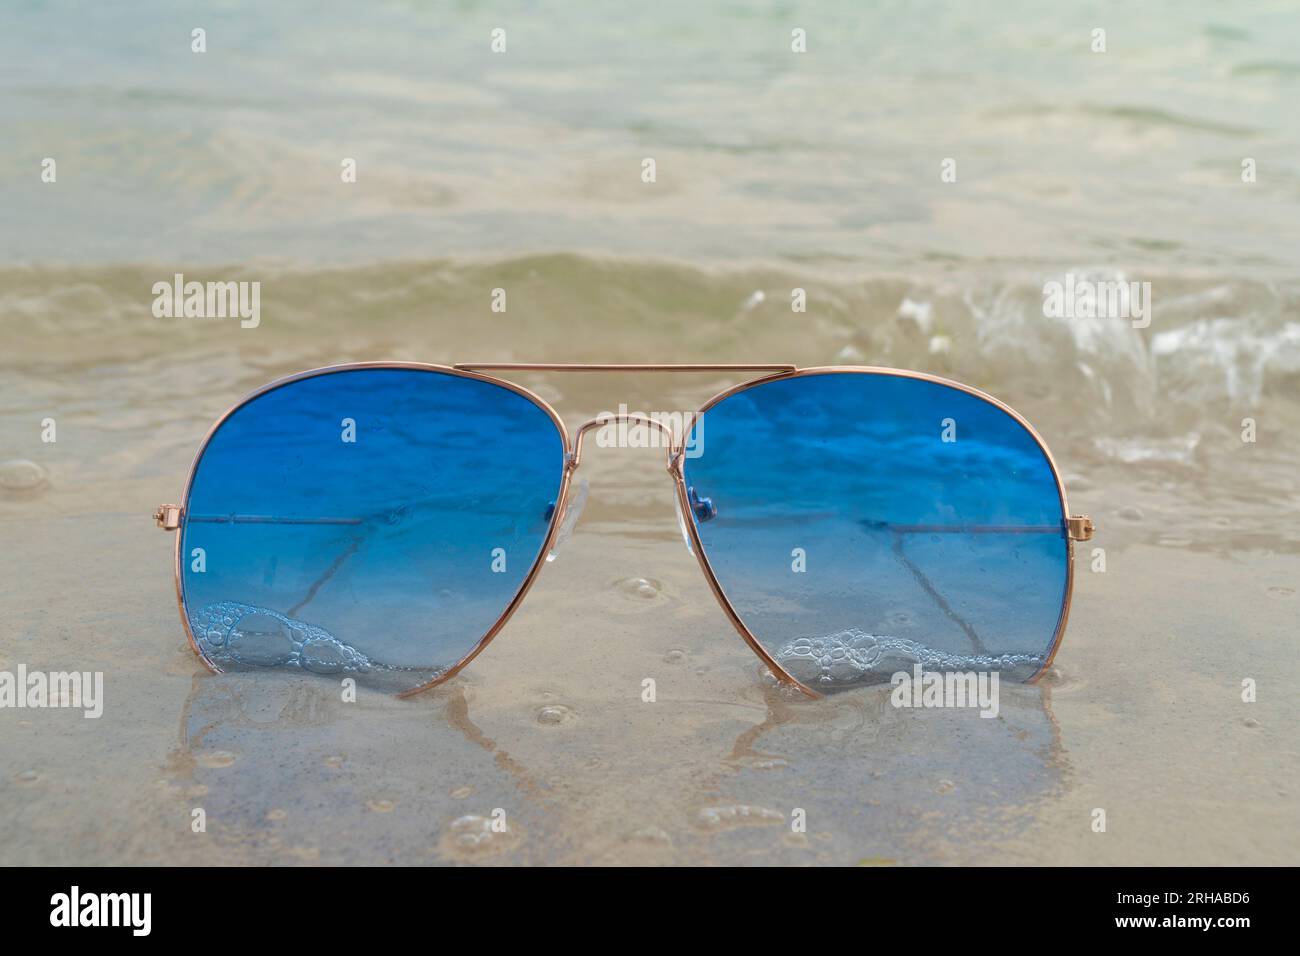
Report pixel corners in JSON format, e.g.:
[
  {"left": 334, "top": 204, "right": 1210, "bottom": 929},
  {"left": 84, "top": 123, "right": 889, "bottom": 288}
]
[
  {"left": 180, "top": 367, "right": 564, "bottom": 693},
  {"left": 683, "top": 372, "right": 1069, "bottom": 690}
]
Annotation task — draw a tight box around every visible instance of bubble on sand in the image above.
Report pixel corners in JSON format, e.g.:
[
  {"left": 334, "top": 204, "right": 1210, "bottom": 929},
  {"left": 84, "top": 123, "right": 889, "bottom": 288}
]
[
  {"left": 17, "top": 769, "right": 41, "bottom": 784},
  {"left": 1243, "top": 717, "right": 1261, "bottom": 728},
  {"left": 615, "top": 577, "right": 661, "bottom": 600},
  {"left": 537, "top": 704, "right": 575, "bottom": 725},
  {"left": 367, "top": 799, "right": 394, "bottom": 813},
  {"left": 1117, "top": 506, "right": 1144, "bottom": 521},
  {"left": 0, "top": 459, "right": 48, "bottom": 494},
  {"left": 323, "top": 755, "right": 344, "bottom": 769},
  {"left": 1265, "top": 586, "right": 1294, "bottom": 599},
  {"left": 663, "top": 648, "right": 687, "bottom": 664}
]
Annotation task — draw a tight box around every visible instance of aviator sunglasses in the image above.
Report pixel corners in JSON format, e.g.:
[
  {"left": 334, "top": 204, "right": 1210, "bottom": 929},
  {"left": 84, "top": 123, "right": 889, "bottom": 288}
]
[{"left": 154, "top": 363, "right": 1095, "bottom": 698}]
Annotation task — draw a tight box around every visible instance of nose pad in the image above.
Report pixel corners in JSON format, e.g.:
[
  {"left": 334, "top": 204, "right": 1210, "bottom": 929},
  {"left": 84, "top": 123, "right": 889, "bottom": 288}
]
[
  {"left": 673, "top": 485, "right": 716, "bottom": 555},
  {"left": 545, "top": 477, "right": 589, "bottom": 562},
  {"left": 674, "top": 486, "right": 694, "bottom": 556},
  {"left": 688, "top": 486, "right": 716, "bottom": 521}
]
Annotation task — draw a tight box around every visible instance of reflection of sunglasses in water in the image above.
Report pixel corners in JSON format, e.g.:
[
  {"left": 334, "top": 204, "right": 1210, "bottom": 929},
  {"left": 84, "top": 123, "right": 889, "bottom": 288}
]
[{"left": 153, "top": 362, "right": 1094, "bottom": 699}]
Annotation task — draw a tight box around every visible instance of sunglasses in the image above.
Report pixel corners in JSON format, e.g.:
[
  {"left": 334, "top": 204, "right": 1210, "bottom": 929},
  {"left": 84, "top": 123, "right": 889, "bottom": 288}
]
[{"left": 154, "top": 363, "right": 1094, "bottom": 699}]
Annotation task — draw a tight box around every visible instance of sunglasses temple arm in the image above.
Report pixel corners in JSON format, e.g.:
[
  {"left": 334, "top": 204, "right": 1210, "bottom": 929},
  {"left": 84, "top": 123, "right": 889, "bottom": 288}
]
[
  {"left": 183, "top": 514, "right": 366, "bottom": 526},
  {"left": 882, "top": 523, "right": 1064, "bottom": 535},
  {"left": 154, "top": 506, "right": 363, "bottom": 531},
  {"left": 882, "top": 517, "right": 1096, "bottom": 540}
]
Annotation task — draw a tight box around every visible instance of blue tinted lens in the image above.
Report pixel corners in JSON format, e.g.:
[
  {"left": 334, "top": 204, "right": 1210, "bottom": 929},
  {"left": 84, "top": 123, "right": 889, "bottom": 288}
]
[
  {"left": 180, "top": 367, "right": 564, "bottom": 693},
  {"left": 683, "top": 372, "right": 1068, "bottom": 690}
]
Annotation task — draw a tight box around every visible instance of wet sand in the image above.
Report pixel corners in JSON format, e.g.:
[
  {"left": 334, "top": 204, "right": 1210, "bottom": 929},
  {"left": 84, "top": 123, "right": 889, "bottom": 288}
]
[{"left": 2, "top": 337, "right": 1295, "bottom": 864}]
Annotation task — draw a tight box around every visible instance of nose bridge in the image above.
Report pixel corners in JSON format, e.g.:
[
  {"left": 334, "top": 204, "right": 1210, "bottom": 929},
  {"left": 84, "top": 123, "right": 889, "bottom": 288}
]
[{"left": 570, "top": 412, "right": 688, "bottom": 477}]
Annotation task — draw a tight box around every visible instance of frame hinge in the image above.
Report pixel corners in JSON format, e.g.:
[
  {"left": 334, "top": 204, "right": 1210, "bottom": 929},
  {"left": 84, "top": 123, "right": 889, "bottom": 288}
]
[
  {"left": 1066, "top": 515, "right": 1094, "bottom": 541},
  {"left": 154, "top": 503, "right": 182, "bottom": 531}
]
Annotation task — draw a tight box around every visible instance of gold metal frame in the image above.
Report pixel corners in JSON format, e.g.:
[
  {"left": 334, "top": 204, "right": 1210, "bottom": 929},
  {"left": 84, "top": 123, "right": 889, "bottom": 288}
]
[{"left": 156, "top": 362, "right": 1092, "bottom": 700}]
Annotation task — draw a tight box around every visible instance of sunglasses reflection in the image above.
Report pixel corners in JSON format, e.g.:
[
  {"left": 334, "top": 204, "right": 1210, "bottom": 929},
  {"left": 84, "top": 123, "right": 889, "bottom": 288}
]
[
  {"left": 716, "top": 674, "right": 1068, "bottom": 864},
  {"left": 164, "top": 660, "right": 1068, "bottom": 865}
]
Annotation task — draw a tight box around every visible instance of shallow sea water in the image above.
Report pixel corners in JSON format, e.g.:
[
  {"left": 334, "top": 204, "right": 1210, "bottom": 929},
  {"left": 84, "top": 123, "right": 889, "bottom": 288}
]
[{"left": 2, "top": 1, "right": 1298, "bottom": 864}]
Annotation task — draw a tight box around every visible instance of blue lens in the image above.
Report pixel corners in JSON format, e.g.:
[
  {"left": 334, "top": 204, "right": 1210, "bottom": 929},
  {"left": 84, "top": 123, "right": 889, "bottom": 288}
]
[
  {"left": 180, "top": 367, "right": 564, "bottom": 693},
  {"left": 683, "top": 371, "right": 1069, "bottom": 690}
]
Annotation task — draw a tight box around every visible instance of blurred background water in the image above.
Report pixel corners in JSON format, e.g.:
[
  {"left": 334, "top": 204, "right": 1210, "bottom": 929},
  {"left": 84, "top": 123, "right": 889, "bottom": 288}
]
[
  {"left": 1, "top": 0, "right": 1297, "bottom": 865},
  {"left": 3, "top": 0, "right": 1300, "bottom": 269}
]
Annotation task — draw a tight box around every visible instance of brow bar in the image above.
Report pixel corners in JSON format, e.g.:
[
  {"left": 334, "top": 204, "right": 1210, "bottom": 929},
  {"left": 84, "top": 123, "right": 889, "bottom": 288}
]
[{"left": 454, "top": 363, "right": 797, "bottom": 372}]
